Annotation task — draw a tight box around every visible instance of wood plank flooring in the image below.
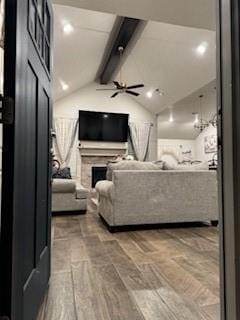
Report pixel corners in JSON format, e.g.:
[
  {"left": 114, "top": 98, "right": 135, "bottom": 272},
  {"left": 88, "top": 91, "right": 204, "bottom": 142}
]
[{"left": 38, "top": 209, "right": 220, "bottom": 320}]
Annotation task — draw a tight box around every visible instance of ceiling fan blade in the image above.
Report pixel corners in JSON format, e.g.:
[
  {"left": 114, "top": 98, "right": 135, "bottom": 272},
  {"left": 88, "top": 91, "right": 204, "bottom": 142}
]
[
  {"left": 126, "top": 90, "right": 140, "bottom": 97},
  {"left": 96, "top": 88, "right": 117, "bottom": 91},
  {"left": 111, "top": 92, "right": 119, "bottom": 98},
  {"left": 126, "top": 84, "right": 144, "bottom": 90},
  {"left": 113, "top": 81, "right": 122, "bottom": 89}
]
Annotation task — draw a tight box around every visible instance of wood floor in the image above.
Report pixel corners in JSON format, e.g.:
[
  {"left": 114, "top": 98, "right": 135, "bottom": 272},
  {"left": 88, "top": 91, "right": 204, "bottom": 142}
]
[{"left": 38, "top": 207, "right": 220, "bottom": 320}]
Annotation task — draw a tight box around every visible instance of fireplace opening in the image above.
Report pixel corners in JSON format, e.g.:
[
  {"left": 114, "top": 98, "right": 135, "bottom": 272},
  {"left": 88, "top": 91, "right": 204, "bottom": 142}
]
[{"left": 92, "top": 166, "right": 107, "bottom": 188}]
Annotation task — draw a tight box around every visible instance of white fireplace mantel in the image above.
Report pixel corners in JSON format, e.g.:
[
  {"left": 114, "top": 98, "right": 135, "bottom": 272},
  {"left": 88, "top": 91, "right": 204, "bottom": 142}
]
[
  {"left": 78, "top": 141, "right": 127, "bottom": 157},
  {"left": 78, "top": 141, "right": 127, "bottom": 187}
]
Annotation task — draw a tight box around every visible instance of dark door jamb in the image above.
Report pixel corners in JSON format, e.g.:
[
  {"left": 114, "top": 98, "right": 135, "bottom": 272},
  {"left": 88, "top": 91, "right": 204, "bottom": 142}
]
[{"left": 218, "top": 0, "right": 240, "bottom": 319}]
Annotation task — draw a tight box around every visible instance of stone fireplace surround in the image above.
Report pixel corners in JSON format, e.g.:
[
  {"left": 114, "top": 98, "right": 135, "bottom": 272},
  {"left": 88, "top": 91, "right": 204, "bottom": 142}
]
[{"left": 79, "top": 142, "right": 127, "bottom": 188}]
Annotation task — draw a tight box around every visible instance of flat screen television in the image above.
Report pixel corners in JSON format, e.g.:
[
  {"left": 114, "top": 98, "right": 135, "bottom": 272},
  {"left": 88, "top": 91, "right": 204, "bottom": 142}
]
[{"left": 79, "top": 110, "right": 129, "bottom": 142}]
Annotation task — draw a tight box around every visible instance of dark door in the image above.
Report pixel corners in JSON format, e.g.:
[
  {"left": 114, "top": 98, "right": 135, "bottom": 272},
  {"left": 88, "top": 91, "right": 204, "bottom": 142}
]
[{"left": 0, "top": 0, "right": 53, "bottom": 319}]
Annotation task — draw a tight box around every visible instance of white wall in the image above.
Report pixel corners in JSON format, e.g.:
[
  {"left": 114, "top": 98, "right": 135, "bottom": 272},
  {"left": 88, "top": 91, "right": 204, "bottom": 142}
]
[
  {"left": 157, "top": 82, "right": 217, "bottom": 140},
  {"left": 54, "top": 82, "right": 158, "bottom": 176},
  {"left": 158, "top": 139, "right": 196, "bottom": 162},
  {"left": 158, "top": 126, "right": 217, "bottom": 163},
  {"left": 195, "top": 125, "right": 217, "bottom": 162},
  {"left": 157, "top": 83, "right": 217, "bottom": 163}
]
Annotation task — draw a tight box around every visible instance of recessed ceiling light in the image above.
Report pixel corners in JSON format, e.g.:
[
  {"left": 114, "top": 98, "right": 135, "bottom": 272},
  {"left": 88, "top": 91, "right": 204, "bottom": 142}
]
[
  {"left": 196, "top": 42, "right": 208, "bottom": 56},
  {"left": 146, "top": 91, "right": 153, "bottom": 98},
  {"left": 168, "top": 107, "right": 174, "bottom": 122},
  {"left": 63, "top": 23, "right": 74, "bottom": 35},
  {"left": 60, "top": 80, "right": 69, "bottom": 91},
  {"left": 169, "top": 113, "right": 174, "bottom": 123},
  {"left": 156, "top": 89, "right": 164, "bottom": 96}
]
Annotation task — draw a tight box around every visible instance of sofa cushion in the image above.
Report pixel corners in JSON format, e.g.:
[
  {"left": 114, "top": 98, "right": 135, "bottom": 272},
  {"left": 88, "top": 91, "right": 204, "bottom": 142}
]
[
  {"left": 106, "top": 160, "right": 163, "bottom": 181},
  {"left": 163, "top": 161, "right": 209, "bottom": 171},
  {"left": 76, "top": 184, "right": 89, "bottom": 199},
  {"left": 52, "top": 179, "right": 76, "bottom": 193}
]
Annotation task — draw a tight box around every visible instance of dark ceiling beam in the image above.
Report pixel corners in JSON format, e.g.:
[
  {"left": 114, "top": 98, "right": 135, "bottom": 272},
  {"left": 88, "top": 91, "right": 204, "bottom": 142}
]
[{"left": 99, "top": 17, "right": 142, "bottom": 84}]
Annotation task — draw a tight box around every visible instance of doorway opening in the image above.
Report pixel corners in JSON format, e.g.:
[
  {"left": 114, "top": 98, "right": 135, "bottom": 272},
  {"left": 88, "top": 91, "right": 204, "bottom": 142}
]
[
  {"left": 3, "top": 0, "right": 239, "bottom": 319},
  {"left": 47, "top": 2, "right": 220, "bottom": 320}
]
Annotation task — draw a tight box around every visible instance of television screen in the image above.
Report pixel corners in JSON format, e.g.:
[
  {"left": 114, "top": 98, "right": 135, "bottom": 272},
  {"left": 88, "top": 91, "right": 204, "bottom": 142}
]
[{"left": 79, "top": 111, "right": 129, "bottom": 142}]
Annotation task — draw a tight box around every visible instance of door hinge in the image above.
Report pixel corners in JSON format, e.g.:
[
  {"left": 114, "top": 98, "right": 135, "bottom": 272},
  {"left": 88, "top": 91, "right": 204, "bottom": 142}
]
[{"left": 0, "top": 94, "right": 14, "bottom": 125}]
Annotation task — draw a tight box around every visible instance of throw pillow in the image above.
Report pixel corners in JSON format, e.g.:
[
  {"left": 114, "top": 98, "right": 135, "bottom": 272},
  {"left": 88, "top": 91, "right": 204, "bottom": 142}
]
[
  {"left": 106, "top": 160, "right": 163, "bottom": 181},
  {"left": 163, "top": 161, "right": 209, "bottom": 171},
  {"left": 52, "top": 167, "right": 72, "bottom": 179}
]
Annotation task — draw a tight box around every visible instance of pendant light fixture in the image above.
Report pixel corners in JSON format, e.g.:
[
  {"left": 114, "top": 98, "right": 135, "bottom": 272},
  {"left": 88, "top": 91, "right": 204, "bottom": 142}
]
[{"left": 194, "top": 94, "right": 209, "bottom": 132}]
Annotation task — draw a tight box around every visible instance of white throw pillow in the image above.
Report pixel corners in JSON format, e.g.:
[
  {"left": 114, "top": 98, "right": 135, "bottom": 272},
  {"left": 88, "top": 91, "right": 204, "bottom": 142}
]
[{"left": 106, "top": 160, "right": 162, "bottom": 180}]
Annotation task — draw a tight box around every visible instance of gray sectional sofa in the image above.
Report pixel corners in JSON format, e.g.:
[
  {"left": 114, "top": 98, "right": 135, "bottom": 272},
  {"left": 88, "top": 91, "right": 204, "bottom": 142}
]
[
  {"left": 52, "top": 179, "right": 89, "bottom": 214},
  {"left": 96, "top": 161, "right": 218, "bottom": 231}
]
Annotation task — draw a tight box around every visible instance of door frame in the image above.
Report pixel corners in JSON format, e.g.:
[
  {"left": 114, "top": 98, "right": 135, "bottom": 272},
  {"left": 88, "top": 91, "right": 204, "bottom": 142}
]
[
  {"left": 1, "top": 0, "right": 240, "bottom": 319},
  {"left": 218, "top": 0, "right": 240, "bottom": 319}
]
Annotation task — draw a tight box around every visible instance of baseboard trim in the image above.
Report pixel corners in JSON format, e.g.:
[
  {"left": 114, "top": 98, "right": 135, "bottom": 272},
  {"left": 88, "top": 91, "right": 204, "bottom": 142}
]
[
  {"left": 52, "top": 210, "right": 87, "bottom": 216},
  {"left": 99, "top": 214, "right": 217, "bottom": 233}
]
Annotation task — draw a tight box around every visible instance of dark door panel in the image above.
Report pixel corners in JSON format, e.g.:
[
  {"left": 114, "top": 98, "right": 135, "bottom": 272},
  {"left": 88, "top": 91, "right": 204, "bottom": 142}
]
[{"left": 0, "top": 0, "right": 53, "bottom": 319}]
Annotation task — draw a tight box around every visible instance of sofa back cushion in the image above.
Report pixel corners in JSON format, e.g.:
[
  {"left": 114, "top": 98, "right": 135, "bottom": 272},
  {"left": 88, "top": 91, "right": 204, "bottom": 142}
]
[
  {"left": 106, "top": 160, "right": 163, "bottom": 181},
  {"left": 163, "top": 161, "right": 209, "bottom": 171}
]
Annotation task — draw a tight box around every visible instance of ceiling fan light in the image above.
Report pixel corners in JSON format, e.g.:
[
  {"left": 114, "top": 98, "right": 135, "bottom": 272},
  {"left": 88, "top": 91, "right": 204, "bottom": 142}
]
[
  {"left": 147, "top": 91, "right": 153, "bottom": 98},
  {"left": 156, "top": 89, "right": 164, "bottom": 96}
]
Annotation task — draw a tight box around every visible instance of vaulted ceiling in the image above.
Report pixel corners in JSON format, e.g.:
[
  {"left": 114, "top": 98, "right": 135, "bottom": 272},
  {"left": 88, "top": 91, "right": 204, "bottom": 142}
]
[
  {"left": 53, "top": 5, "right": 116, "bottom": 101},
  {"left": 53, "top": 3, "right": 216, "bottom": 121},
  {"left": 114, "top": 21, "right": 216, "bottom": 114},
  {"left": 53, "top": 0, "right": 216, "bottom": 30},
  {"left": 157, "top": 80, "right": 217, "bottom": 139}
]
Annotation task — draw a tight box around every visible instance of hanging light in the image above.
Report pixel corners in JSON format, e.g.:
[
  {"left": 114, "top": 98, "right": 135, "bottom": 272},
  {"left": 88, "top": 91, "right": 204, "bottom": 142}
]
[
  {"left": 209, "top": 86, "right": 218, "bottom": 128},
  {"left": 209, "top": 113, "right": 218, "bottom": 127},
  {"left": 192, "top": 112, "right": 199, "bottom": 124},
  {"left": 194, "top": 95, "right": 209, "bottom": 132}
]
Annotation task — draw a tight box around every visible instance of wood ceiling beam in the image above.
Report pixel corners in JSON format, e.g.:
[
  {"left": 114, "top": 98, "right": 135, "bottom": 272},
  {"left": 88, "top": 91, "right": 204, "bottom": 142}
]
[{"left": 99, "top": 17, "right": 142, "bottom": 84}]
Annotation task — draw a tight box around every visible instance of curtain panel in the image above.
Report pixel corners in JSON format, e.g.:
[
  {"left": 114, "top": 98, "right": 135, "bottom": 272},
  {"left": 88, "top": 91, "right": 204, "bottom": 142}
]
[
  {"left": 129, "top": 122, "right": 152, "bottom": 161},
  {"left": 53, "top": 118, "right": 78, "bottom": 170}
]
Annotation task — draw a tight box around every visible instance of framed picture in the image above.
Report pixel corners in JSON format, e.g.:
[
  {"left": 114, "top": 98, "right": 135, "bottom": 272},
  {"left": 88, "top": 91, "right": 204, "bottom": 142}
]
[{"left": 204, "top": 135, "right": 217, "bottom": 153}]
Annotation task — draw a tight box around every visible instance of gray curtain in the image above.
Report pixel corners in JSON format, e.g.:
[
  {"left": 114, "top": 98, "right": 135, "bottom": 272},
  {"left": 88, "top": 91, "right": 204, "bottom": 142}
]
[
  {"left": 53, "top": 118, "right": 78, "bottom": 168},
  {"left": 129, "top": 122, "right": 152, "bottom": 161}
]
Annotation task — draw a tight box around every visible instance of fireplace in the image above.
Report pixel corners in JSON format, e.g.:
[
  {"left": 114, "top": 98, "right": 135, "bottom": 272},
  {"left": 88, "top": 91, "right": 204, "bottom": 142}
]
[
  {"left": 92, "top": 166, "right": 107, "bottom": 188},
  {"left": 79, "top": 143, "right": 127, "bottom": 188}
]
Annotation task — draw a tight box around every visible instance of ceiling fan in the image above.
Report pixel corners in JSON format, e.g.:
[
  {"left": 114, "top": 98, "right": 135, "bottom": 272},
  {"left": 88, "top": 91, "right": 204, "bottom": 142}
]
[{"left": 96, "top": 46, "right": 145, "bottom": 98}]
